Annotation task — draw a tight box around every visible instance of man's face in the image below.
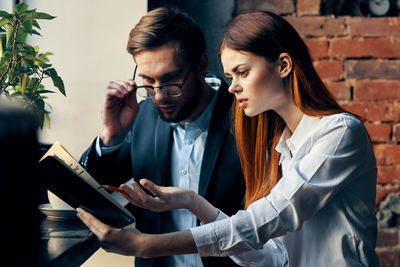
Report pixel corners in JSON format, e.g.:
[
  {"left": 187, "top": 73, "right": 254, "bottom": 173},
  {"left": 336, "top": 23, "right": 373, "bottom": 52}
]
[{"left": 134, "top": 45, "right": 201, "bottom": 123}]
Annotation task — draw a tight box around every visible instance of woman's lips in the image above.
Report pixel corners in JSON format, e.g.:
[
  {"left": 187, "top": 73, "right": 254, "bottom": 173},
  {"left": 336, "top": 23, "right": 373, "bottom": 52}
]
[{"left": 237, "top": 98, "right": 248, "bottom": 109}]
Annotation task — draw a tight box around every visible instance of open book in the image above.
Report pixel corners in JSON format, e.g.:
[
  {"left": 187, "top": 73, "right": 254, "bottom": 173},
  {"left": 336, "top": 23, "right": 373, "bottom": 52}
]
[{"left": 39, "top": 141, "right": 135, "bottom": 228}]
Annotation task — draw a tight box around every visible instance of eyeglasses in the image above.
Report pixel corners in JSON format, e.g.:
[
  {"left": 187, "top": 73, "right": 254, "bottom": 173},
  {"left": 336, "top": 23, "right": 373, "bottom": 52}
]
[{"left": 133, "top": 66, "right": 191, "bottom": 99}]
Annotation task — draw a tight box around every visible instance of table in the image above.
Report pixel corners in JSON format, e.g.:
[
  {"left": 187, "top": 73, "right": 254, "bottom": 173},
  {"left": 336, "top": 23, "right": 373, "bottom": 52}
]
[{"left": 29, "top": 215, "right": 100, "bottom": 266}]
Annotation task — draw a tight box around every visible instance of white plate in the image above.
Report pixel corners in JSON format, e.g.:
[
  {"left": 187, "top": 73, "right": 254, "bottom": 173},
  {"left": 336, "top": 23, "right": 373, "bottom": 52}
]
[{"left": 38, "top": 203, "right": 77, "bottom": 220}]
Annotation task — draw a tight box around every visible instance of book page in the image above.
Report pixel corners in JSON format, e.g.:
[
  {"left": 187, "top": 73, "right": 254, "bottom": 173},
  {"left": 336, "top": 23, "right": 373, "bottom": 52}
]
[{"left": 40, "top": 141, "right": 99, "bottom": 188}]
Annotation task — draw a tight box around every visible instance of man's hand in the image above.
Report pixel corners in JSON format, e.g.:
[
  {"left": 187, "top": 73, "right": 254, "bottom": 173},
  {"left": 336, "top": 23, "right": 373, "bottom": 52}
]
[
  {"left": 76, "top": 207, "right": 143, "bottom": 256},
  {"left": 120, "top": 179, "right": 193, "bottom": 212},
  {"left": 76, "top": 207, "right": 198, "bottom": 258},
  {"left": 100, "top": 79, "right": 140, "bottom": 146}
]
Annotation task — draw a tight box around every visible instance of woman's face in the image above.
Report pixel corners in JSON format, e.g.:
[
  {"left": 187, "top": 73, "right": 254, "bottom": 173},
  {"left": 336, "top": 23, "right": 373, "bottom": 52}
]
[{"left": 221, "top": 48, "right": 290, "bottom": 117}]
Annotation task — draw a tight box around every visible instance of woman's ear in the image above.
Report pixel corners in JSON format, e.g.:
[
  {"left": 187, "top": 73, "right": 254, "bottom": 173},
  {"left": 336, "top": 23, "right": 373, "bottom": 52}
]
[{"left": 278, "top": 53, "right": 293, "bottom": 79}]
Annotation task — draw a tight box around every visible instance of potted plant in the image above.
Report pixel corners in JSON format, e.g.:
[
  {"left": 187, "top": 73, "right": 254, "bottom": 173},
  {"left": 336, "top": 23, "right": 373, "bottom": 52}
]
[{"left": 0, "top": 2, "right": 65, "bottom": 128}]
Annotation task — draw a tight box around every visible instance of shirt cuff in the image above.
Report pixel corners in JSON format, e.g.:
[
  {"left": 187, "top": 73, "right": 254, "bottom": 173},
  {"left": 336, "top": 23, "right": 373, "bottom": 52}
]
[
  {"left": 95, "top": 134, "right": 122, "bottom": 157},
  {"left": 190, "top": 222, "right": 220, "bottom": 257},
  {"left": 200, "top": 209, "right": 228, "bottom": 225}
]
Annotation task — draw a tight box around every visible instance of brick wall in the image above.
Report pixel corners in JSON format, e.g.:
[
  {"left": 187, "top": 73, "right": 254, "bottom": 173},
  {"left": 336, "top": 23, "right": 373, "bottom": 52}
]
[{"left": 237, "top": 0, "right": 400, "bottom": 266}]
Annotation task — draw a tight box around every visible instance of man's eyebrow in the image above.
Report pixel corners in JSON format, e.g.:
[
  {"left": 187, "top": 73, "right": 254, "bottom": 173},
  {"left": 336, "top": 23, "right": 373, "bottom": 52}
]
[{"left": 138, "top": 69, "right": 182, "bottom": 81}]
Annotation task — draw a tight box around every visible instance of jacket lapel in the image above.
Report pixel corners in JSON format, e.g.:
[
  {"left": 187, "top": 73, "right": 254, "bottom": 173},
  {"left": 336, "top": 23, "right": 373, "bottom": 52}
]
[
  {"left": 198, "top": 83, "right": 233, "bottom": 197},
  {"left": 154, "top": 117, "right": 172, "bottom": 186}
]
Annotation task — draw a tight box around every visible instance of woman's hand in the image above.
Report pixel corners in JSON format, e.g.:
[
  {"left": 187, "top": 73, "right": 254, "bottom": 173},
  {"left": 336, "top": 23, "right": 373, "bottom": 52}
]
[
  {"left": 120, "top": 179, "right": 219, "bottom": 223},
  {"left": 120, "top": 179, "right": 193, "bottom": 212},
  {"left": 76, "top": 208, "right": 143, "bottom": 256}
]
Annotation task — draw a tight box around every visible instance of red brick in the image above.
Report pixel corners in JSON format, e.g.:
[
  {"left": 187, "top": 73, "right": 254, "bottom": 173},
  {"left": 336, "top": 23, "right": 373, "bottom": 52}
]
[
  {"left": 348, "top": 17, "right": 400, "bottom": 37},
  {"left": 325, "top": 81, "right": 350, "bottom": 101},
  {"left": 285, "top": 16, "right": 347, "bottom": 37},
  {"left": 297, "top": 0, "right": 320, "bottom": 16},
  {"left": 378, "top": 165, "right": 400, "bottom": 184},
  {"left": 330, "top": 38, "right": 400, "bottom": 59},
  {"left": 346, "top": 60, "right": 400, "bottom": 79},
  {"left": 353, "top": 80, "right": 400, "bottom": 101},
  {"left": 314, "top": 60, "right": 343, "bottom": 80},
  {"left": 341, "top": 101, "right": 400, "bottom": 122},
  {"left": 376, "top": 249, "right": 400, "bottom": 267},
  {"left": 374, "top": 145, "right": 400, "bottom": 165},
  {"left": 305, "top": 38, "right": 328, "bottom": 59},
  {"left": 365, "top": 123, "right": 391, "bottom": 143},
  {"left": 376, "top": 184, "right": 400, "bottom": 205},
  {"left": 237, "top": 0, "right": 295, "bottom": 14},
  {"left": 377, "top": 228, "right": 399, "bottom": 247},
  {"left": 394, "top": 124, "right": 400, "bottom": 143}
]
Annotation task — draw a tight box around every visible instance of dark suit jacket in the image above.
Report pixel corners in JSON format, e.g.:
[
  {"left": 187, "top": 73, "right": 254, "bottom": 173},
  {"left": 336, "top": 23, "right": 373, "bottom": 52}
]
[{"left": 80, "top": 78, "right": 245, "bottom": 267}]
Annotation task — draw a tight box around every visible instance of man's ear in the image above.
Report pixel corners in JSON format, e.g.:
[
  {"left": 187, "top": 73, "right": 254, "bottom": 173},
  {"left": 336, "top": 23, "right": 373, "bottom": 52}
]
[
  {"left": 278, "top": 53, "right": 293, "bottom": 79},
  {"left": 197, "top": 53, "right": 208, "bottom": 77}
]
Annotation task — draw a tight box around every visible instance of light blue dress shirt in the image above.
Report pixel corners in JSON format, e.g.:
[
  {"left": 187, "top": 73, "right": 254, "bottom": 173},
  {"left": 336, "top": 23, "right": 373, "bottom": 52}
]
[
  {"left": 168, "top": 90, "right": 217, "bottom": 267},
  {"left": 191, "top": 113, "right": 379, "bottom": 267}
]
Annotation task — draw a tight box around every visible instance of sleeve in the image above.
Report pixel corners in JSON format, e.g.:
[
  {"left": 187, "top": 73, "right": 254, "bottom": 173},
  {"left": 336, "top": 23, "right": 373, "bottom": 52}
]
[
  {"left": 79, "top": 131, "right": 133, "bottom": 186},
  {"left": 191, "top": 116, "right": 374, "bottom": 257},
  {"left": 197, "top": 210, "right": 288, "bottom": 267},
  {"left": 95, "top": 134, "right": 122, "bottom": 156}
]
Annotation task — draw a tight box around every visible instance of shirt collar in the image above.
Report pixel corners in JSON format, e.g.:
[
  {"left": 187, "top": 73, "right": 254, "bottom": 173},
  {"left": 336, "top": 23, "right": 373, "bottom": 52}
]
[
  {"left": 275, "top": 114, "right": 322, "bottom": 161},
  {"left": 170, "top": 83, "right": 218, "bottom": 132}
]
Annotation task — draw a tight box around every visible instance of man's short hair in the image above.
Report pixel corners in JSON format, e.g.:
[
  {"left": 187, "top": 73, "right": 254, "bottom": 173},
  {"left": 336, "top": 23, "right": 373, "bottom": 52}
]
[{"left": 127, "top": 7, "right": 206, "bottom": 67}]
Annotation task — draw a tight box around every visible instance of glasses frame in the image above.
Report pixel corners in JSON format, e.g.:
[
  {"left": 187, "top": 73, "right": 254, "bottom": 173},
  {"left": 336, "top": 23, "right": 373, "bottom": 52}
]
[{"left": 133, "top": 65, "right": 191, "bottom": 99}]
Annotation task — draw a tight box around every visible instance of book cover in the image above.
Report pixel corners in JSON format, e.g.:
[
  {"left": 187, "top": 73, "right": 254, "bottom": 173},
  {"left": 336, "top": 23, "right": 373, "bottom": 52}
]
[{"left": 39, "top": 141, "right": 135, "bottom": 228}]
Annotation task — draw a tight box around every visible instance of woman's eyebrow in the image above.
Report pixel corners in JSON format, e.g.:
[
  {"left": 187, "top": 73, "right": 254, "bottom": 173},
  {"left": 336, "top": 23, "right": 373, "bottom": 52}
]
[{"left": 228, "top": 64, "right": 245, "bottom": 74}]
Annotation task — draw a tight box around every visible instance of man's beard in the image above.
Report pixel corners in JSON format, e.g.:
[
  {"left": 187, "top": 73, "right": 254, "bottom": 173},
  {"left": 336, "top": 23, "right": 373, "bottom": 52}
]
[{"left": 154, "top": 79, "right": 202, "bottom": 123}]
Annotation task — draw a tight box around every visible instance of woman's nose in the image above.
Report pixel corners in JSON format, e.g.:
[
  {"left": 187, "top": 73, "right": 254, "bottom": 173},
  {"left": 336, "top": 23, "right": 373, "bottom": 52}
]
[{"left": 228, "top": 81, "right": 242, "bottom": 94}]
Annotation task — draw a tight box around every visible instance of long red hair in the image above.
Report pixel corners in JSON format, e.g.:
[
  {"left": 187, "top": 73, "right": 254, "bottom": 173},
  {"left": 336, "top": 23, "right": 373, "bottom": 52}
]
[{"left": 221, "top": 11, "right": 345, "bottom": 208}]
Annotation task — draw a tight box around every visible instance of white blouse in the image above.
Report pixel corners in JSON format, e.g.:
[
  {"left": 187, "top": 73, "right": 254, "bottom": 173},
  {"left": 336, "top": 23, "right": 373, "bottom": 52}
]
[{"left": 191, "top": 113, "right": 379, "bottom": 266}]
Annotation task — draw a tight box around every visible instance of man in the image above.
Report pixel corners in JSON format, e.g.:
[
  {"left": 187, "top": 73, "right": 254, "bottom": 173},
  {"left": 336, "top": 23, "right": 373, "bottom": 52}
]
[{"left": 80, "top": 7, "right": 245, "bottom": 267}]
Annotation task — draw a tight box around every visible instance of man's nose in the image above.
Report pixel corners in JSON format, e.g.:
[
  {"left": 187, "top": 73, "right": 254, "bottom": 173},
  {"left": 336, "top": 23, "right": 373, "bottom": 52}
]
[{"left": 152, "top": 88, "right": 168, "bottom": 102}]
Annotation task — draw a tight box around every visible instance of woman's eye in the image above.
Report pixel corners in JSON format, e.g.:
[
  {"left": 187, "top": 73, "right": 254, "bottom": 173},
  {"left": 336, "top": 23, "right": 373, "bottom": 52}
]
[{"left": 238, "top": 70, "right": 248, "bottom": 77}]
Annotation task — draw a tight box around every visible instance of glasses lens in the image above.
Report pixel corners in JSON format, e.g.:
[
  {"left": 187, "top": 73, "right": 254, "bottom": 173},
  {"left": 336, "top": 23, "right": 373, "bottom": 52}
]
[
  {"left": 136, "top": 87, "right": 153, "bottom": 98},
  {"left": 162, "top": 85, "right": 182, "bottom": 97}
]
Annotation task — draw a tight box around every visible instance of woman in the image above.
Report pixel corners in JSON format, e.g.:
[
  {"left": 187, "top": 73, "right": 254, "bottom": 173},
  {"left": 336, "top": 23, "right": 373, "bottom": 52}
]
[{"left": 77, "top": 11, "right": 379, "bottom": 266}]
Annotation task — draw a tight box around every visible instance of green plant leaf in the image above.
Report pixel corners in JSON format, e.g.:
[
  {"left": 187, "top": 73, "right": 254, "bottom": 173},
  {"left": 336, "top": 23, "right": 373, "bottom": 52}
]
[
  {"left": 33, "top": 12, "right": 56, "bottom": 20},
  {"left": 37, "top": 89, "right": 55, "bottom": 94},
  {"left": 5, "top": 24, "right": 15, "bottom": 49},
  {"left": 31, "top": 29, "right": 41, "bottom": 36},
  {"left": 52, "top": 75, "right": 65, "bottom": 96},
  {"left": 34, "top": 97, "right": 45, "bottom": 109},
  {"left": 14, "top": 2, "right": 29, "bottom": 14},
  {"left": 39, "top": 63, "right": 52, "bottom": 69},
  {"left": 16, "top": 32, "right": 28, "bottom": 43},
  {"left": 22, "top": 19, "right": 33, "bottom": 35},
  {"left": 27, "top": 77, "right": 40, "bottom": 91},
  {"left": 44, "top": 112, "right": 50, "bottom": 128},
  {"left": 21, "top": 73, "right": 29, "bottom": 95},
  {"left": 44, "top": 68, "right": 66, "bottom": 96},
  {"left": 0, "top": 18, "right": 10, "bottom": 28},
  {"left": 0, "top": 11, "right": 13, "bottom": 19},
  {"left": 32, "top": 19, "right": 40, "bottom": 29}
]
